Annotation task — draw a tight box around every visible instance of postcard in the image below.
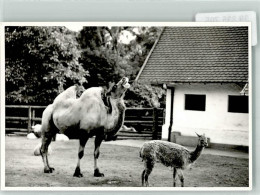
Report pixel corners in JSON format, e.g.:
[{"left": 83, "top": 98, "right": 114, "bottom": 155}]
[{"left": 0, "top": 22, "right": 251, "bottom": 191}]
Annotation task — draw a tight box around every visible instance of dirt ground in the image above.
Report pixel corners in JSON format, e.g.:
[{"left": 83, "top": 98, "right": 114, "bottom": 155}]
[{"left": 4, "top": 136, "right": 249, "bottom": 188}]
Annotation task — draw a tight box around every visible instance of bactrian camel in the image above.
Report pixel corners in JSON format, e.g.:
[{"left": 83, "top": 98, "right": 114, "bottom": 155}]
[
  {"left": 40, "top": 77, "right": 130, "bottom": 177},
  {"left": 140, "top": 133, "right": 208, "bottom": 187}
]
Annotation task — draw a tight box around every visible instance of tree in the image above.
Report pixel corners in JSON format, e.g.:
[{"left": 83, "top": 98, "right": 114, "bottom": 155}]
[
  {"left": 5, "top": 26, "right": 88, "bottom": 105},
  {"left": 78, "top": 26, "right": 162, "bottom": 83},
  {"left": 78, "top": 26, "right": 165, "bottom": 108},
  {"left": 78, "top": 27, "right": 124, "bottom": 88}
]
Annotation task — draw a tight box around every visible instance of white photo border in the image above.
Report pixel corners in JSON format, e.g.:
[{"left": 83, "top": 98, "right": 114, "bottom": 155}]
[{"left": 0, "top": 22, "right": 252, "bottom": 191}]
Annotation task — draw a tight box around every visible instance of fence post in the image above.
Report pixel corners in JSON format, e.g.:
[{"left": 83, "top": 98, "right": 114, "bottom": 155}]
[
  {"left": 152, "top": 107, "right": 158, "bottom": 140},
  {"left": 32, "top": 108, "right": 35, "bottom": 127},
  {"left": 28, "top": 106, "right": 32, "bottom": 133}
]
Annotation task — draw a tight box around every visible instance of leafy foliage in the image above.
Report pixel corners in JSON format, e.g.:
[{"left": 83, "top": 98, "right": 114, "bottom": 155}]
[
  {"left": 5, "top": 26, "right": 88, "bottom": 104},
  {"left": 77, "top": 26, "right": 165, "bottom": 108},
  {"left": 5, "top": 26, "right": 165, "bottom": 108},
  {"left": 78, "top": 27, "right": 162, "bottom": 86},
  {"left": 78, "top": 27, "right": 124, "bottom": 88},
  {"left": 125, "top": 82, "right": 166, "bottom": 108}
]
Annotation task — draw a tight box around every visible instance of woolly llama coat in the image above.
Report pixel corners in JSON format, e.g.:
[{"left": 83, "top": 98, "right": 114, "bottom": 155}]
[
  {"left": 140, "top": 140, "right": 194, "bottom": 168},
  {"left": 140, "top": 133, "right": 208, "bottom": 187}
]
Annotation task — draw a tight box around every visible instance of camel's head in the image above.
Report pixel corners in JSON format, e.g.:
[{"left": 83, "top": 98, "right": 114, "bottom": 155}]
[
  {"left": 107, "top": 77, "right": 130, "bottom": 99},
  {"left": 196, "top": 132, "right": 208, "bottom": 148}
]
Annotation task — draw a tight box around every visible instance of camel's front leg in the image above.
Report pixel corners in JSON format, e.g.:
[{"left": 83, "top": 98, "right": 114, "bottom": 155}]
[
  {"left": 94, "top": 134, "right": 104, "bottom": 177},
  {"left": 73, "top": 133, "right": 89, "bottom": 177},
  {"left": 40, "top": 132, "right": 55, "bottom": 173}
]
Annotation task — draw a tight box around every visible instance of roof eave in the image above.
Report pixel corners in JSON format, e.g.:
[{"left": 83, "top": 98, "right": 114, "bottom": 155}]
[{"left": 147, "top": 80, "right": 248, "bottom": 86}]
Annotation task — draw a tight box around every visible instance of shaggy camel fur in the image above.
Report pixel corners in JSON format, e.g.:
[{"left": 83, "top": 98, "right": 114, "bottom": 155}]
[
  {"left": 40, "top": 77, "right": 130, "bottom": 177},
  {"left": 140, "top": 133, "right": 208, "bottom": 187}
]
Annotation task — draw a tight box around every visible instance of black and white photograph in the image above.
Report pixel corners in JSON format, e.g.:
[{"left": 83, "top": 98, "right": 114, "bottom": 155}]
[{"left": 1, "top": 23, "right": 251, "bottom": 190}]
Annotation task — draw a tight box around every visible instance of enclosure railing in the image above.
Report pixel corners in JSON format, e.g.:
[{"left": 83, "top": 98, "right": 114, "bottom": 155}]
[
  {"left": 5, "top": 105, "right": 164, "bottom": 139},
  {"left": 5, "top": 105, "right": 46, "bottom": 135},
  {"left": 122, "top": 107, "right": 164, "bottom": 140}
]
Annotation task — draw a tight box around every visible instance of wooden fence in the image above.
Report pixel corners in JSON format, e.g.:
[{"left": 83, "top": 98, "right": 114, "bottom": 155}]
[
  {"left": 5, "top": 105, "right": 46, "bottom": 136},
  {"left": 5, "top": 105, "right": 164, "bottom": 140},
  {"left": 117, "top": 107, "right": 164, "bottom": 140}
]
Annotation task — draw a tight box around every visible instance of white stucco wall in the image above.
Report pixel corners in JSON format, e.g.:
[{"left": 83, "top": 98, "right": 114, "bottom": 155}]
[{"left": 162, "top": 83, "right": 249, "bottom": 146}]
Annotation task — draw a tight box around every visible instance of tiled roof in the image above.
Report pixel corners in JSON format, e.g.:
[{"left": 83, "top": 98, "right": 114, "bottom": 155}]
[{"left": 137, "top": 26, "right": 248, "bottom": 84}]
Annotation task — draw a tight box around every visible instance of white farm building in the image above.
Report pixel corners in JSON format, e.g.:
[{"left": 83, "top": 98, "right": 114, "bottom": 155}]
[{"left": 136, "top": 26, "right": 249, "bottom": 149}]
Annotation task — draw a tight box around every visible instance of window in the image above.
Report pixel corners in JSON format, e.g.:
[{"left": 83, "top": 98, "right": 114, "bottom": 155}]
[
  {"left": 185, "top": 94, "right": 206, "bottom": 111},
  {"left": 228, "top": 95, "right": 248, "bottom": 113}
]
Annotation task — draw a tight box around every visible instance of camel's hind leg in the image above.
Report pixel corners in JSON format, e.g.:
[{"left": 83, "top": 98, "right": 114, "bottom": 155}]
[
  {"left": 73, "top": 130, "right": 89, "bottom": 177},
  {"left": 40, "top": 105, "right": 57, "bottom": 173},
  {"left": 40, "top": 131, "right": 56, "bottom": 173}
]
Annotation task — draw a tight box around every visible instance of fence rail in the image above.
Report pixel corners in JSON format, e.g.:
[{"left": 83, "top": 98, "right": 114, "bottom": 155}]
[{"left": 5, "top": 105, "right": 164, "bottom": 140}]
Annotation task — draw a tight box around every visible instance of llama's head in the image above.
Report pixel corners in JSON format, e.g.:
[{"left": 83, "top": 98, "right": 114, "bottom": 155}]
[
  {"left": 107, "top": 77, "right": 130, "bottom": 99},
  {"left": 195, "top": 132, "right": 208, "bottom": 148}
]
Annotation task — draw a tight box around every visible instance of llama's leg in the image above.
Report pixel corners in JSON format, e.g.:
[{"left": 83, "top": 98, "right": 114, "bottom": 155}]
[
  {"left": 73, "top": 135, "right": 89, "bottom": 177},
  {"left": 173, "top": 167, "right": 177, "bottom": 187},
  {"left": 94, "top": 133, "right": 104, "bottom": 177},
  {"left": 40, "top": 131, "right": 55, "bottom": 173},
  {"left": 177, "top": 170, "right": 184, "bottom": 187},
  {"left": 143, "top": 160, "right": 154, "bottom": 187},
  {"left": 141, "top": 170, "right": 146, "bottom": 186}
]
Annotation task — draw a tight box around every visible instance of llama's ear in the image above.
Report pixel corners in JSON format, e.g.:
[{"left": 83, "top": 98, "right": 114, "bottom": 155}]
[{"left": 195, "top": 132, "right": 201, "bottom": 137}]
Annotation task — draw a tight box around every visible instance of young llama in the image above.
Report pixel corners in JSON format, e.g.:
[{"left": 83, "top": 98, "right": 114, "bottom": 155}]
[{"left": 140, "top": 133, "right": 208, "bottom": 187}]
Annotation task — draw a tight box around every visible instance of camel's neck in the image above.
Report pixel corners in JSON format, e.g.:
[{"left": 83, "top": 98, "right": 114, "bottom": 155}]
[
  {"left": 105, "top": 98, "right": 125, "bottom": 135},
  {"left": 189, "top": 145, "right": 204, "bottom": 163}
]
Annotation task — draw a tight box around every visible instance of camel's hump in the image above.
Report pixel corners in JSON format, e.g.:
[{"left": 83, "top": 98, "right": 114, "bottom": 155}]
[
  {"left": 53, "top": 85, "right": 77, "bottom": 104},
  {"left": 80, "top": 87, "right": 103, "bottom": 100}
]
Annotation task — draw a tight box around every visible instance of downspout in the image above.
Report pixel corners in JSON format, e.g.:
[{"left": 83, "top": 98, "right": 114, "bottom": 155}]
[{"left": 168, "top": 87, "right": 175, "bottom": 142}]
